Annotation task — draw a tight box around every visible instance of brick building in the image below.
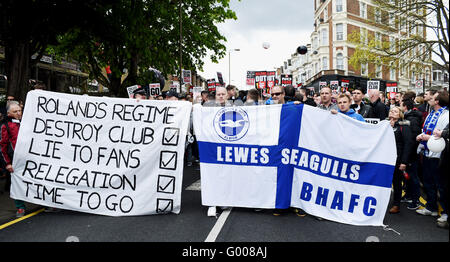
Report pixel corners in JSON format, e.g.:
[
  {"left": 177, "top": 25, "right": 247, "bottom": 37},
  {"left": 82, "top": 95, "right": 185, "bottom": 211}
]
[{"left": 285, "top": 0, "right": 433, "bottom": 93}]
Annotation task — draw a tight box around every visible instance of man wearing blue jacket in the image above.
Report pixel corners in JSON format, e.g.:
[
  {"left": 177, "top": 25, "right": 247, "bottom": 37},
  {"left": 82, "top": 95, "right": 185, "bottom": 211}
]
[{"left": 331, "top": 93, "right": 365, "bottom": 122}]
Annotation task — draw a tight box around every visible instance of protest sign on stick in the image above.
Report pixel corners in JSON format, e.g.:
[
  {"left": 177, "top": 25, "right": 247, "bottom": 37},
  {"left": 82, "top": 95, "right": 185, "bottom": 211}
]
[{"left": 11, "top": 90, "right": 191, "bottom": 216}]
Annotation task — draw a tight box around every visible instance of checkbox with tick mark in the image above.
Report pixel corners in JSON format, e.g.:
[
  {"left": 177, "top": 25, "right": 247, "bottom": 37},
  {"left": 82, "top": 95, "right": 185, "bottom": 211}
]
[
  {"left": 156, "top": 198, "right": 173, "bottom": 213},
  {"left": 157, "top": 175, "right": 175, "bottom": 194},
  {"left": 162, "top": 127, "right": 180, "bottom": 146},
  {"left": 159, "top": 151, "right": 178, "bottom": 170}
]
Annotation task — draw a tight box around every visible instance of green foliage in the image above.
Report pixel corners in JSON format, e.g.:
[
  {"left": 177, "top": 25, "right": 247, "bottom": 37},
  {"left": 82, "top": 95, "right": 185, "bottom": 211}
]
[
  {"left": 53, "top": 0, "right": 238, "bottom": 97},
  {"left": 348, "top": 30, "right": 395, "bottom": 78}
]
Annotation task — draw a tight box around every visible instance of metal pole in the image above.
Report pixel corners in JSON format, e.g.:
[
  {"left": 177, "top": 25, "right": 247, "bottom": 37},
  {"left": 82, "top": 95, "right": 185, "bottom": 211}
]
[
  {"left": 228, "top": 51, "right": 231, "bottom": 87},
  {"left": 179, "top": 0, "right": 182, "bottom": 92}
]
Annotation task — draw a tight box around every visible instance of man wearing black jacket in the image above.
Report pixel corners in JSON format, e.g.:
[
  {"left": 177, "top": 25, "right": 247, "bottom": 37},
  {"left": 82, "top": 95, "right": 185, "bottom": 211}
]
[
  {"left": 369, "top": 89, "right": 388, "bottom": 120},
  {"left": 350, "top": 87, "right": 372, "bottom": 118},
  {"left": 298, "top": 87, "right": 317, "bottom": 107},
  {"left": 401, "top": 99, "right": 424, "bottom": 209}
]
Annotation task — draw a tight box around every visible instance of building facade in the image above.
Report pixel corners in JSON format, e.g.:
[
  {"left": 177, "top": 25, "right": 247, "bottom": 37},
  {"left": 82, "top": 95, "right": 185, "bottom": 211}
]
[{"left": 281, "top": 0, "right": 433, "bottom": 93}]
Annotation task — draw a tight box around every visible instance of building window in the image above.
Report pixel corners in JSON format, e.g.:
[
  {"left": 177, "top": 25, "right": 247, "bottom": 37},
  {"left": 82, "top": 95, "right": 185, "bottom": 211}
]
[
  {"left": 375, "top": 32, "right": 382, "bottom": 48},
  {"left": 312, "top": 36, "right": 319, "bottom": 50},
  {"left": 376, "top": 64, "right": 382, "bottom": 79},
  {"left": 321, "top": 28, "right": 328, "bottom": 45},
  {"left": 375, "top": 8, "right": 381, "bottom": 23},
  {"left": 389, "top": 12, "right": 396, "bottom": 28},
  {"left": 336, "top": 53, "right": 344, "bottom": 70},
  {"left": 322, "top": 56, "right": 328, "bottom": 70},
  {"left": 361, "top": 63, "right": 368, "bottom": 76},
  {"left": 336, "top": 0, "right": 343, "bottom": 12},
  {"left": 336, "top": 23, "right": 344, "bottom": 40},
  {"left": 390, "top": 66, "right": 396, "bottom": 81},
  {"left": 389, "top": 36, "right": 396, "bottom": 52},
  {"left": 360, "top": 28, "right": 368, "bottom": 45},
  {"left": 360, "top": 2, "right": 367, "bottom": 19}
]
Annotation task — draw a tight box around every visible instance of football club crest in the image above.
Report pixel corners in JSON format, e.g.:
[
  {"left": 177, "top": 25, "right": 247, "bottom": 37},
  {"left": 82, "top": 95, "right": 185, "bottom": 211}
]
[{"left": 213, "top": 107, "right": 250, "bottom": 141}]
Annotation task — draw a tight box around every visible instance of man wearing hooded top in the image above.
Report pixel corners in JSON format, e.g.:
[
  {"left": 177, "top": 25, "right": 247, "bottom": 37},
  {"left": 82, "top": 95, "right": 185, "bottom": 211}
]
[{"left": 331, "top": 93, "right": 365, "bottom": 122}]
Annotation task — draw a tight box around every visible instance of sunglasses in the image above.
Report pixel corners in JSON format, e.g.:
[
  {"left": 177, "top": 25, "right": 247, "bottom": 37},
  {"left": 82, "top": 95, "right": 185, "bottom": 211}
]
[{"left": 271, "top": 92, "right": 282, "bottom": 96}]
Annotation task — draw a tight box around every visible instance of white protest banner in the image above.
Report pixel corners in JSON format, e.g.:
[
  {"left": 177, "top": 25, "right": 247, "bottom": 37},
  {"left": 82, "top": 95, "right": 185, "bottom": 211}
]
[
  {"left": 11, "top": 90, "right": 192, "bottom": 216},
  {"left": 246, "top": 71, "right": 256, "bottom": 88},
  {"left": 365, "top": 118, "right": 380, "bottom": 125},
  {"left": 170, "top": 81, "right": 180, "bottom": 93},
  {"left": 386, "top": 83, "right": 398, "bottom": 100},
  {"left": 193, "top": 104, "right": 396, "bottom": 226},
  {"left": 341, "top": 79, "right": 350, "bottom": 93},
  {"left": 182, "top": 70, "right": 192, "bottom": 85},
  {"left": 127, "top": 85, "right": 141, "bottom": 98},
  {"left": 330, "top": 81, "right": 339, "bottom": 95},
  {"left": 319, "top": 81, "right": 328, "bottom": 89},
  {"left": 149, "top": 83, "right": 161, "bottom": 97},
  {"left": 192, "top": 86, "right": 203, "bottom": 104},
  {"left": 367, "top": 81, "right": 380, "bottom": 93}
]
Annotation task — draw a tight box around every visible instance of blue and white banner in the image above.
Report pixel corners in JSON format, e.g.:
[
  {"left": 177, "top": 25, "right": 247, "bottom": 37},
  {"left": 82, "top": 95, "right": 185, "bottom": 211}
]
[{"left": 193, "top": 104, "right": 396, "bottom": 226}]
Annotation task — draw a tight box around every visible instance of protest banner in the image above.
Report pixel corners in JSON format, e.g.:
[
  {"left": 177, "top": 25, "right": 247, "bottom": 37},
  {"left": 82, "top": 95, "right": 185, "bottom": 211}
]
[
  {"left": 367, "top": 80, "right": 380, "bottom": 93},
  {"left": 280, "top": 74, "right": 293, "bottom": 87},
  {"left": 365, "top": 118, "right": 380, "bottom": 125},
  {"left": 182, "top": 70, "right": 192, "bottom": 85},
  {"left": 341, "top": 79, "right": 350, "bottom": 93},
  {"left": 255, "top": 71, "right": 267, "bottom": 91},
  {"left": 330, "top": 80, "right": 339, "bottom": 95},
  {"left": 217, "top": 72, "right": 224, "bottom": 86},
  {"left": 246, "top": 71, "right": 256, "bottom": 88},
  {"left": 127, "top": 85, "right": 141, "bottom": 98},
  {"left": 11, "top": 90, "right": 192, "bottom": 216},
  {"left": 207, "top": 79, "right": 216, "bottom": 92},
  {"left": 193, "top": 104, "right": 396, "bottom": 226},
  {"left": 266, "top": 71, "right": 276, "bottom": 94},
  {"left": 386, "top": 83, "right": 398, "bottom": 100},
  {"left": 149, "top": 83, "right": 161, "bottom": 97},
  {"left": 192, "top": 86, "right": 203, "bottom": 104},
  {"left": 319, "top": 81, "right": 328, "bottom": 90},
  {"left": 170, "top": 81, "right": 180, "bottom": 93}
]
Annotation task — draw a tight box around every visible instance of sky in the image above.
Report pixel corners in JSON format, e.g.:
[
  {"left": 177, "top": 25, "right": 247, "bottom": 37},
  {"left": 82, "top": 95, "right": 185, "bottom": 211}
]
[{"left": 199, "top": 0, "right": 315, "bottom": 90}]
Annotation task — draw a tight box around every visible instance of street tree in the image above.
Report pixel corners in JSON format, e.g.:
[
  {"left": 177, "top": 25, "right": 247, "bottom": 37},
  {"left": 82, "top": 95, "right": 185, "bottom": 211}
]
[
  {"left": 348, "top": 0, "right": 448, "bottom": 81},
  {"left": 55, "top": 0, "right": 237, "bottom": 97},
  {"left": 0, "top": 0, "right": 110, "bottom": 101}
]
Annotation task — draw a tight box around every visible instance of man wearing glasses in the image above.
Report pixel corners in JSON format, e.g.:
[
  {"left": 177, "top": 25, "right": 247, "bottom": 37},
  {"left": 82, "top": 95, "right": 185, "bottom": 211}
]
[
  {"left": 350, "top": 87, "right": 372, "bottom": 118},
  {"left": 268, "top": 86, "right": 285, "bottom": 104}
]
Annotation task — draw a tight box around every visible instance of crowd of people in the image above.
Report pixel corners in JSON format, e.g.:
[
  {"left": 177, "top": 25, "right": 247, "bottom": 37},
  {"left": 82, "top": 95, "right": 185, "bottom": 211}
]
[
  {"left": 132, "top": 84, "right": 448, "bottom": 229},
  {"left": 0, "top": 82, "right": 448, "bottom": 230}
]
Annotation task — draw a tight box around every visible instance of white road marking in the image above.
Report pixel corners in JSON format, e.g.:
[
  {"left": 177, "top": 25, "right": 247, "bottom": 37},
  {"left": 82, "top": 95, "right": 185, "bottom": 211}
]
[
  {"left": 186, "top": 179, "right": 201, "bottom": 191},
  {"left": 205, "top": 208, "right": 232, "bottom": 242}
]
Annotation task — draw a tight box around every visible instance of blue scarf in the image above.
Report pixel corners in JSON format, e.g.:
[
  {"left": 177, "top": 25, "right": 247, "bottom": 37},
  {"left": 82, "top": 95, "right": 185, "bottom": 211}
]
[{"left": 421, "top": 106, "right": 447, "bottom": 150}]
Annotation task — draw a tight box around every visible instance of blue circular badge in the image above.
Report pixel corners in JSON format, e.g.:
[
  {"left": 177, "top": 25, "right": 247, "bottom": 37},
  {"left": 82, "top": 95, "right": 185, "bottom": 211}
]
[{"left": 213, "top": 107, "right": 250, "bottom": 141}]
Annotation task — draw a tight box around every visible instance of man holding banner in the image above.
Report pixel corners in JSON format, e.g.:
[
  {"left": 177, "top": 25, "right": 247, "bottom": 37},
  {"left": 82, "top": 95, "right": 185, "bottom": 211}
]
[
  {"left": 193, "top": 99, "right": 396, "bottom": 226},
  {"left": 1, "top": 101, "right": 26, "bottom": 217},
  {"left": 10, "top": 90, "right": 192, "bottom": 217},
  {"left": 416, "top": 91, "right": 448, "bottom": 222}
]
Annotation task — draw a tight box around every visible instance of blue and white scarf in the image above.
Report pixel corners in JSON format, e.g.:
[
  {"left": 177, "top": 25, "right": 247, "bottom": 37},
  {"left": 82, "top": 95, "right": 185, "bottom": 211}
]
[{"left": 422, "top": 106, "right": 447, "bottom": 150}]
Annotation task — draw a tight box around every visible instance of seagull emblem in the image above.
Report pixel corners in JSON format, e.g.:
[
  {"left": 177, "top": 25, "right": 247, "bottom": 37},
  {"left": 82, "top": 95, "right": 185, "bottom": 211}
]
[{"left": 219, "top": 119, "right": 247, "bottom": 128}]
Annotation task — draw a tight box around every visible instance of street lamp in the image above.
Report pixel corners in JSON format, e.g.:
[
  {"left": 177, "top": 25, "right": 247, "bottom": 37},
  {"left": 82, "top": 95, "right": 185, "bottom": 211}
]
[{"left": 228, "top": 48, "right": 240, "bottom": 86}]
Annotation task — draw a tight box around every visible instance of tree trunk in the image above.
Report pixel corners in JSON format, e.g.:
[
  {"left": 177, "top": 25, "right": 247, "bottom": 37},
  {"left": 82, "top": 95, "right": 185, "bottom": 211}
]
[
  {"left": 109, "top": 74, "right": 127, "bottom": 98},
  {"left": 5, "top": 41, "right": 31, "bottom": 102}
]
